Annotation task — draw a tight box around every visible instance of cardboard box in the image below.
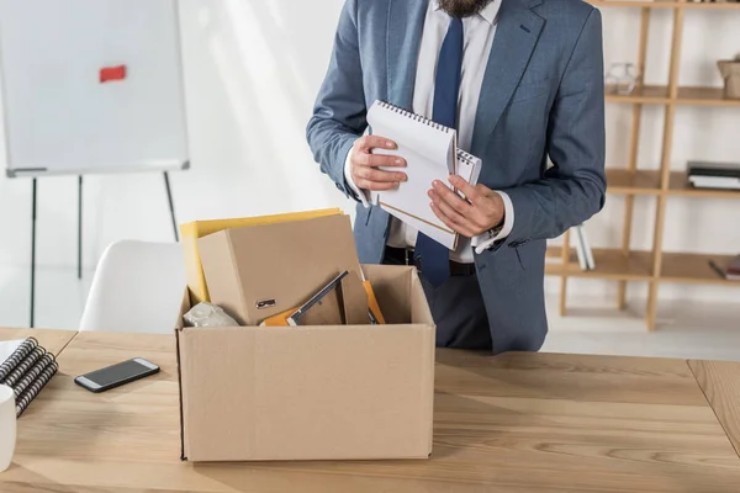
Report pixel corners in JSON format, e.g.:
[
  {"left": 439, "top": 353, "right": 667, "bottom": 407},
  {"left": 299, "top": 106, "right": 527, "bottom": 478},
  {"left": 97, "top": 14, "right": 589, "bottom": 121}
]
[
  {"left": 179, "top": 208, "right": 342, "bottom": 303},
  {"left": 175, "top": 264, "right": 435, "bottom": 462},
  {"left": 196, "top": 213, "right": 364, "bottom": 326}
]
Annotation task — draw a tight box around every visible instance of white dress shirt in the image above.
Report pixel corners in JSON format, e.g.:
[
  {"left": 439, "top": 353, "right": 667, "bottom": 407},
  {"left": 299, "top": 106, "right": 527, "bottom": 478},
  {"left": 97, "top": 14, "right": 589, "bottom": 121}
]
[{"left": 345, "top": 0, "right": 514, "bottom": 263}]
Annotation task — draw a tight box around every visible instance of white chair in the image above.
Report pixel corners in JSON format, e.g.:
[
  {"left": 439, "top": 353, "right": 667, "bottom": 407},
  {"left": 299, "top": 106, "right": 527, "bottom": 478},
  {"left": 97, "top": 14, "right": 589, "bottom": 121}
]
[{"left": 79, "top": 240, "right": 186, "bottom": 333}]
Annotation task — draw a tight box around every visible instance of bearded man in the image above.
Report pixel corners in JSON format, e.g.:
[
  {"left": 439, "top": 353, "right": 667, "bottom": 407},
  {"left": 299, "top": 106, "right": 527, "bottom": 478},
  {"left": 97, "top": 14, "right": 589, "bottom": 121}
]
[{"left": 307, "top": 0, "right": 606, "bottom": 353}]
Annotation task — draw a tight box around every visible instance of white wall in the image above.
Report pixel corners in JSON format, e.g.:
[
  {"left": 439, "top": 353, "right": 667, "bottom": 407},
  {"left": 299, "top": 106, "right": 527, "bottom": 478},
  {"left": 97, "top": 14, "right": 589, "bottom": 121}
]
[{"left": 0, "top": 1, "right": 738, "bottom": 327}]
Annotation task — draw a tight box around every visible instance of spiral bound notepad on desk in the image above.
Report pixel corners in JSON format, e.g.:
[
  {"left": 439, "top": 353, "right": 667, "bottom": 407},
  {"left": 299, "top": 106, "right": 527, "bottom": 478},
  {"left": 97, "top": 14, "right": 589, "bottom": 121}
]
[
  {"left": 0, "top": 337, "right": 59, "bottom": 417},
  {"left": 366, "top": 100, "right": 482, "bottom": 250}
]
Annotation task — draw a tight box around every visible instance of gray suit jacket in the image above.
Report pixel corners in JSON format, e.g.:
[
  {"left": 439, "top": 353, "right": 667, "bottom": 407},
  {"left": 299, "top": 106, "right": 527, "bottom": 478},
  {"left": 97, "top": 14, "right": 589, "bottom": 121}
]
[{"left": 306, "top": 0, "right": 606, "bottom": 353}]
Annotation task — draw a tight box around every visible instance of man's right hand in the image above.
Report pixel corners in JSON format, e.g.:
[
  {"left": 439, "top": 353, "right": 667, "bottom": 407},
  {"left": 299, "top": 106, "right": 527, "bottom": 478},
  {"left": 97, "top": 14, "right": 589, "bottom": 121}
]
[{"left": 350, "top": 135, "right": 407, "bottom": 192}]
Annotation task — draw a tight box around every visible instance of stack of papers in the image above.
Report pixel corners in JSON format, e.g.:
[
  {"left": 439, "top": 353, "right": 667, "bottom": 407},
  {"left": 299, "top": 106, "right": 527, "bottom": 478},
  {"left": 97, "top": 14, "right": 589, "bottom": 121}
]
[{"left": 367, "top": 100, "right": 482, "bottom": 250}]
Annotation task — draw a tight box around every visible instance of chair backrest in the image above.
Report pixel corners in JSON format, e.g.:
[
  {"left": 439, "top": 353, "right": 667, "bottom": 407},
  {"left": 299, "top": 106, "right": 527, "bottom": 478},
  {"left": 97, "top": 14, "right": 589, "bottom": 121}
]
[{"left": 79, "top": 240, "right": 186, "bottom": 333}]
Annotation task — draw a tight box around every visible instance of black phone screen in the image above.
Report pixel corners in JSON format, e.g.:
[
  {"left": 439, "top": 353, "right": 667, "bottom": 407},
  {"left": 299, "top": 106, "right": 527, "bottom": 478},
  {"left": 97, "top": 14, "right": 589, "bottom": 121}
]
[{"left": 82, "top": 359, "right": 157, "bottom": 387}]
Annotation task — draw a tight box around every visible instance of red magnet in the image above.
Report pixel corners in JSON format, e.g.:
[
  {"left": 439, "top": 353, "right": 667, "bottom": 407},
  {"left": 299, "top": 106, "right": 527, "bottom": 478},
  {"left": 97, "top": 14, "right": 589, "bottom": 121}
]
[{"left": 99, "top": 65, "right": 127, "bottom": 83}]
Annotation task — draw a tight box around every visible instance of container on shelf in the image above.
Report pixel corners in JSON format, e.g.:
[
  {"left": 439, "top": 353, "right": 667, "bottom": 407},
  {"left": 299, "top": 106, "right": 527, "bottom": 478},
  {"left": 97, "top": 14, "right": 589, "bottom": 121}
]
[
  {"left": 718, "top": 57, "right": 740, "bottom": 100},
  {"left": 605, "top": 62, "right": 640, "bottom": 96}
]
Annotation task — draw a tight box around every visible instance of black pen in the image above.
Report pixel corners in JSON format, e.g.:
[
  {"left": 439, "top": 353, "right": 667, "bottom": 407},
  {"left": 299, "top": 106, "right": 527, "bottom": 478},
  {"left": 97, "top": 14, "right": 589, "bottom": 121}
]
[{"left": 708, "top": 260, "right": 726, "bottom": 280}]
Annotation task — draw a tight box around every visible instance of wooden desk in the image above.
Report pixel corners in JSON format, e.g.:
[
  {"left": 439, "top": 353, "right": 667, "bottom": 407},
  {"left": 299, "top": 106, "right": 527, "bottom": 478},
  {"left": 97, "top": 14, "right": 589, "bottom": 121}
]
[
  {"left": 0, "top": 328, "right": 77, "bottom": 357},
  {"left": 2, "top": 328, "right": 740, "bottom": 492}
]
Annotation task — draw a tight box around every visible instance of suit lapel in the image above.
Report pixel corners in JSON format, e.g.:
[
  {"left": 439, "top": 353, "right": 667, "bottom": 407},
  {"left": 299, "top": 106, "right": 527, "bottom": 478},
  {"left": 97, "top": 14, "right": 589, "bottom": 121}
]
[
  {"left": 471, "top": 0, "right": 544, "bottom": 156},
  {"left": 386, "top": 0, "right": 428, "bottom": 109}
]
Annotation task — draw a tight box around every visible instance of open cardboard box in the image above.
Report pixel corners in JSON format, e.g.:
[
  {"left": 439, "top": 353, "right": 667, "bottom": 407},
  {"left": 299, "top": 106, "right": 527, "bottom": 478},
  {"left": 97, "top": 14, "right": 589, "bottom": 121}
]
[{"left": 175, "top": 264, "right": 436, "bottom": 462}]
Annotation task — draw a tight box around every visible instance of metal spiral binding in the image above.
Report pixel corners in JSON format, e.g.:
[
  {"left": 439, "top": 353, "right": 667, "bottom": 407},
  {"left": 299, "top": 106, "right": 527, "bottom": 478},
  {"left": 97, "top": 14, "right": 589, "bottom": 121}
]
[
  {"left": 12, "top": 353, "right": 54, "bottom": 397},
  {"left": 15, "top": 359, "right": 59, "bottom": 418},
  {"left": 379, "top": 101, "right": 450, "bottom": 133},
  {"left": 0, "top": 337, "right": 39, "bottom": 383},
  {"left": 457, "top": 149, "right": 475, "bottom": 166},
  {"left": 3, "top": 346, "right": 46, "bottom": 387}
]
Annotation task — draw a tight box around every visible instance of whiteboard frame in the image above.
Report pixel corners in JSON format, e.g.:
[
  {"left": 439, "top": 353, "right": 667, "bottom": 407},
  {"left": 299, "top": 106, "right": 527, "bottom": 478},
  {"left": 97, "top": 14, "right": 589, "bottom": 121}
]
[{"left": 0, "top": 0, "right": 191, "bottom": 179}]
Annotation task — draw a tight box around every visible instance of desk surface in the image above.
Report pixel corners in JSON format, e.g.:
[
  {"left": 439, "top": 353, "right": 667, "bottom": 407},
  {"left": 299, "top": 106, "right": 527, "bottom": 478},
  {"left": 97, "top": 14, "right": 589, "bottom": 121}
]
[{"left": 2, "top": 328, "right": 740, "bottom": 492}]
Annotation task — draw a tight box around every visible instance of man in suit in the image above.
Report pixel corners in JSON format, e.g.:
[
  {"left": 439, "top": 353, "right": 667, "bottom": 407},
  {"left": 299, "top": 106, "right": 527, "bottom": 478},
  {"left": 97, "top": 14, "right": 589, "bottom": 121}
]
[{"left": 306, "top": 0, "right": 606, "bottom": 353}]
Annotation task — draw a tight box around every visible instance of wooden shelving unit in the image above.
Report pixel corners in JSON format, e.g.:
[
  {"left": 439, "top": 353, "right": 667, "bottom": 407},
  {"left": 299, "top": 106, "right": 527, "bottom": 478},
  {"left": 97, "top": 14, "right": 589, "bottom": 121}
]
[{"left": 550, "top": 0, "right": 740, "bottom": 329}]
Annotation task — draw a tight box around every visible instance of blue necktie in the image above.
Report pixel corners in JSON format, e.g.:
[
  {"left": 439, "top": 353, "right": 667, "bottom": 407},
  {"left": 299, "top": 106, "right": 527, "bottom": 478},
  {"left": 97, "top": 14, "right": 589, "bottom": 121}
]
[{"left": 415, "top": 17, "right": 463, "bottom": 287}]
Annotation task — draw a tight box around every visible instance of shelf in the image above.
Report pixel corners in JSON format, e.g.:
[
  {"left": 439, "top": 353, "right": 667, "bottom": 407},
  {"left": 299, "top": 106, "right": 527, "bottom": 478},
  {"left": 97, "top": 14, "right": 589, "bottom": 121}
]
[
  {"left": 667, "top": 171, "right": 740, "bottom": 198},
  {"left": 677, "top": 87, "right": 740, "bottom": 107},
  {"left": 546, "top": 248, "right": 653, "bottom": 281},
  {"left": 606, "top": 169, "right": 661, "bottom": 195},
  {"left": 565, "top": 0, "right": 740, "bottom": 329},
  {"left": 606, "top": 85, "right": 669, "bottom": 105},
  {"left": 683, "top": 1, "right": 740, "bottom": 9},
  {"left": 589, "top": 0, "right": 740, "bottom": 9},
  {"left": 603, "top": 169, "right": 740, "bottom": 198},
  {"left": 661, "top": 252, "right": 740, "bottom": 285},
  {"left": 547, "top": 248, "right": 740, "bottom": 286},
  {"left": 605, "top": 85, "right": 740, "bottom": 107}
]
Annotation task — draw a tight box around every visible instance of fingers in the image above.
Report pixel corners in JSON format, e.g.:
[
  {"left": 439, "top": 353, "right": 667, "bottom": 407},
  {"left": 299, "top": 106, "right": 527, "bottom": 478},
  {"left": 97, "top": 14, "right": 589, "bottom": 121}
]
[
  {"left": 356, "top": 152, "right": 406, "bottom": 168},
  {"left": 430, "top": 202, "right": 477, "bottom": 238},
  {"left": 356, "top": 135, "right": 397, "bottom": 153},
  {"left": 356, "top": 180, "right": 401, "bottom": 192},
  {"left": 352, "top": 153, "right": 407, "bottom": 191},
  {"left": 431, "top": 180, "right": 472, "bottom": 216},
  {"left": 355, "top": 166, "right": 407, "bottom": 184},
  {"left": 351, "top": 135, "right": 407, "bottom": 191},
  {"left": 429, "top": 179, "right": 505, "bottom": 236},
  {"left": 428, "top": 181, "right": 477, "bottom": 237},
  {"left": 448, "top": 175, "right": 479, "bottom": 201}
]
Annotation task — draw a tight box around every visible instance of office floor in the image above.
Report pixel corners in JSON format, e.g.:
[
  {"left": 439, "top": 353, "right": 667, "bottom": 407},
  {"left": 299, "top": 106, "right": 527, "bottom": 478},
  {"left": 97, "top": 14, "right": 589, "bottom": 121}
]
[{"left": 1, "top": 265, "right": 739, "bottom": 361}]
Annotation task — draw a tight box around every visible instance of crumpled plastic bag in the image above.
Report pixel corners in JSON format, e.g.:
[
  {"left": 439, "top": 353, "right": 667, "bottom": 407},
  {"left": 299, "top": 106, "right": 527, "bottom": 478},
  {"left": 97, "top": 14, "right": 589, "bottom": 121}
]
[{"left": 184, "top": 302, "right": 239, "bottom": 328}]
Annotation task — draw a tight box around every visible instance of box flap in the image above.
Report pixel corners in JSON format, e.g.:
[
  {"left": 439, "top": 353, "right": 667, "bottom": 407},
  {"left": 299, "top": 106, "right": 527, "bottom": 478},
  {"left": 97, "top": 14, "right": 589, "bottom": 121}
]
[{"left": 339, "top": 272, "right": 370, "bottom": 325}]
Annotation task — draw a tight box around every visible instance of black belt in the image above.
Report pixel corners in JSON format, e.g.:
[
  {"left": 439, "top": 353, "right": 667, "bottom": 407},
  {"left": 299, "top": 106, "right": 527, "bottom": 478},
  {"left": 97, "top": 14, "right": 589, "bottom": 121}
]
[{"left": 384, "top": 246, "right": 477, "bottom": 277}]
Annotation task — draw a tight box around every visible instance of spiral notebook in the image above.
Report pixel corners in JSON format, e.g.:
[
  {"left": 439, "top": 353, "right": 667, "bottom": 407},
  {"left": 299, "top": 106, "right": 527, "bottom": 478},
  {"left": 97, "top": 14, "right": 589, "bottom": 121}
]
[
  {"left": 366, "top": 100, "right": 482, "bottom": 250},
  {"left": 0, "top": 337, "right": 59, "bottom": 417}
]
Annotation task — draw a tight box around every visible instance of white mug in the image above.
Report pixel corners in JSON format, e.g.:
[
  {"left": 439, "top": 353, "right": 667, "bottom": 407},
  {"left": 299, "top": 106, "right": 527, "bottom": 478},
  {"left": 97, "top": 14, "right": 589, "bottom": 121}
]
[{"left": 0, "top": 384, "right": 16, "bottom": 472}]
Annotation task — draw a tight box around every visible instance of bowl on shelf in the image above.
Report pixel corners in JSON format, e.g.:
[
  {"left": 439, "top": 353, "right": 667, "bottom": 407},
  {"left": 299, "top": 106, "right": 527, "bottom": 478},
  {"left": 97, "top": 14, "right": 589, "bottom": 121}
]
[{"left": 717, "top": 56, "right": 740, "bottom": 100}]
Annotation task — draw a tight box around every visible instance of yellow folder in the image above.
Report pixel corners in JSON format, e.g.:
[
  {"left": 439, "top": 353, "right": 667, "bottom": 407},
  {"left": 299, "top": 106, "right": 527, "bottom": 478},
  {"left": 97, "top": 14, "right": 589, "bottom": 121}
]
[{"left": 180, "top": 208, "right": 342, "bottom": 303}]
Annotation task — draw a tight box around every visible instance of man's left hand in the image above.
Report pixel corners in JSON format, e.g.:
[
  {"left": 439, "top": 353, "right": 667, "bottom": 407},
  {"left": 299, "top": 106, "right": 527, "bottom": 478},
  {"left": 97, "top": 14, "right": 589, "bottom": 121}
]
[{"left": 428, "top": 176, "right": 505, "bottom": 238}]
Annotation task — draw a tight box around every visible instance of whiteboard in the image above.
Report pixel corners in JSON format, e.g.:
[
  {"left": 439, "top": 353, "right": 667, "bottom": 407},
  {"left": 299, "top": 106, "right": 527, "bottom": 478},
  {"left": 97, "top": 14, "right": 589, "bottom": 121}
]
[{"left": 0, "top": 0, "right": 189, "bottom": 177}]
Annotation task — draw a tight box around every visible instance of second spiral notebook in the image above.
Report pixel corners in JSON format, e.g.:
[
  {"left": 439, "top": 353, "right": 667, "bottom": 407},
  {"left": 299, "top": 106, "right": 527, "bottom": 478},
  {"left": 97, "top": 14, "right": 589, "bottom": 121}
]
[
  {"left": 0, "top": 337, "right": 59, "bottom": 417},
  {"left": 366, "top": 100, "right": 482, "bottom": 250}
]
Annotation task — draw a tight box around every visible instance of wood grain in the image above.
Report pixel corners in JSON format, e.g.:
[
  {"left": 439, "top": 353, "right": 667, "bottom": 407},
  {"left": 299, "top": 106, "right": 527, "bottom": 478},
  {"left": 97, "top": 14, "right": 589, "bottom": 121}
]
[
  {"left": 3, "top": 329, "right": 740, "bottom": 492},
  {"left": 545, "top": 247, "right": 740, "bottom": 286},
  {"left": 0, "top": 328, "right": 77, "bottom": 357},
  {"left": 545, "top": 247, "right": 654, "bottom": 281},
  {"left": 689, "top": 360, "right": 740, "bottom": 459}
]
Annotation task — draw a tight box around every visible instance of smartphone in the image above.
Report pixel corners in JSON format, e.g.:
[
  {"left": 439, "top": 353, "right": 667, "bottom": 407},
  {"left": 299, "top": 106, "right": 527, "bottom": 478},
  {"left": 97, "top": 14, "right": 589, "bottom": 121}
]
[{"left": 74, "top": 358, "right": 160, "bottom": 393}]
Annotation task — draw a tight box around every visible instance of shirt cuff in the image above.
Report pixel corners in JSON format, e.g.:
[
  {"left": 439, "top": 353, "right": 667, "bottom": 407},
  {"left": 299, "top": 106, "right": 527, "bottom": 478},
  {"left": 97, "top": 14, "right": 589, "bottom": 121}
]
[
  {"left": 343, "top": 145, "right": 370, "bottom": 208},
  {"left": 472, "top": 191, "right": 515, "bottom": 254}
]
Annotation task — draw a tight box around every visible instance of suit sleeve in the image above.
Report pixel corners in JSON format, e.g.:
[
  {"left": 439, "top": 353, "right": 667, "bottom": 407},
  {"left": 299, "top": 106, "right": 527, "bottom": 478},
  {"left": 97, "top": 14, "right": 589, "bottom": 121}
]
[
  {"left": 306, "top": 0, "right": 367, "bottom": 198},
  {"left": 496, "top": 9, "right": 606, "bottom": 248}
]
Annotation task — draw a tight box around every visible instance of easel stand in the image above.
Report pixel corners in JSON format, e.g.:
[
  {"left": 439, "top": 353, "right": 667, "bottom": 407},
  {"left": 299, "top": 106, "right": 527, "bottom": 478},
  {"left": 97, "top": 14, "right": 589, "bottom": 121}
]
[{"left": 29, "top": 171, "right": 179, "bottom": 327}]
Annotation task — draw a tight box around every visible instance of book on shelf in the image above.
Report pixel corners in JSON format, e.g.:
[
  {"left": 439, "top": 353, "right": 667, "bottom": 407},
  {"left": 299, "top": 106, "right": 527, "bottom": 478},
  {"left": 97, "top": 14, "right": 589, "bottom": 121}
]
[
  {"left": 710, "top": 256, "right": 740, "bottom": 281},
  {"left": 687, "top": 160, "right": 740, "bottom": 179},
  {"left": 729, "top": 256, "right": 740, "bottom": 281},
  {"left": 688, "top": 175, "right": 740, "bottom": 190},
  {"left": 572, "top": 225, "right": 595, "bottom": 271}
]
